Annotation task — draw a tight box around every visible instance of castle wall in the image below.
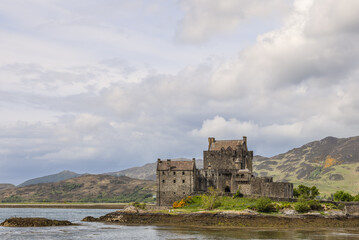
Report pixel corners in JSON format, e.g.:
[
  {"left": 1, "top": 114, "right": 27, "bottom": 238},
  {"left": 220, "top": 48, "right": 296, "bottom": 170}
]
[
  {"left": 203, "top": 149, "right": 241, "bottom": 170},
  {"left": 249, "top": 178, "right": 293, "bottom": 198},
  {"left": 156, "top": 169, "right": 195, "bottom": 206}
]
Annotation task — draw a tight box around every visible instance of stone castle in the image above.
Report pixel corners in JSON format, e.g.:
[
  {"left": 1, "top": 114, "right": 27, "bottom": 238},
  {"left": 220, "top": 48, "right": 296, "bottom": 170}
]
[{"left": 156, "top": 137, "right": 293, "bottom": 206}]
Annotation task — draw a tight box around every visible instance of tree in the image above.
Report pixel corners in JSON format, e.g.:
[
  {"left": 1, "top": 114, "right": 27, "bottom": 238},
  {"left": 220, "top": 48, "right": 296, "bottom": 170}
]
[
  {"left": 293, "top": 185, "right": 320, "bottom": 199},
  {"left": 333, "top": 191, "right": 354, "bottom": 202}
]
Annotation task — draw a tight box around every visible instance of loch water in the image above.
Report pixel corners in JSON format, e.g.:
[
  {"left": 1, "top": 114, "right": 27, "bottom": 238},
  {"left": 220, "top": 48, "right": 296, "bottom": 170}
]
[{"left": 0, "top": 208, "right": 359, "bottom": 239}]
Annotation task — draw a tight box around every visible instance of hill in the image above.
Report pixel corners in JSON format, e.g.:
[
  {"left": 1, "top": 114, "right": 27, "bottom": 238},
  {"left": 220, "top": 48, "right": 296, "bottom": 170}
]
[
  {"left": 18, "top": 170, "right": 81, "bottom": 187},
  {"left": 253, "top": 136, "right": 359, "bottom": 196},
  {"left": 106, "top": 158, "right": 204, "bottom": 180},
  {"left": 0, "top": 184, "right": 15, "bottom": 191},
  {"left": 0, "top": 175, "right": 155, "bottom": 203}
]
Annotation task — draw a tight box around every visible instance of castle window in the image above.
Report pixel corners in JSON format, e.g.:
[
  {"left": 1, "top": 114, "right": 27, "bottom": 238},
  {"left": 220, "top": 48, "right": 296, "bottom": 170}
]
[
  {"left": 183, "top": 192, "right": 185, "bottom": 194},
  {"left": 173, "top": 171, "right": 176, "bottom": 175},
  {"left": 162, "top": 180, "right": 165, "bottom": 183},
  {"left": 173, "top": 180, "right": 176, "bottom": 183},
  {"left": 219, "top": 174, "right": 221, "bottom": 176},
  {"left": 182, "top": 180, "right": 185, "bottom": 183},
  {"left": 174, "top": 192, "right": 176, "bottom": 195},
  {"left": 241, "top": 174, "right": 244, "bottom": 178},
  {"left": 182, "top": 171, "right": 185, "bottom": 175},
  {"left": 212, "top": 174, "right": 214, "bottom": 177},
  {"left": 162, "top": 171, "right": 165, "bottom": 175}
]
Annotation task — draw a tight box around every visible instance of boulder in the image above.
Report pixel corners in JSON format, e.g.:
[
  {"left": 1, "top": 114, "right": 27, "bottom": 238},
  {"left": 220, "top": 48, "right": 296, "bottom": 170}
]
[
  {"left": 82, "top": 216, "right": 98, "bottom": 222},
  {"left": 0, "top": 217, "right": 73, "bottom": 227}
]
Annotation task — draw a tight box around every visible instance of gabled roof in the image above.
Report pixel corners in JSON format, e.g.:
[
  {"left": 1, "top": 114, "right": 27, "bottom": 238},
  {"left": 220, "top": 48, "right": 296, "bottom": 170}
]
[
  {"left": 157, "top": 160, "right": 195, "bottom": 171},
  {"left": 209, "top": 140, "right": 243, "bottom": 151}
]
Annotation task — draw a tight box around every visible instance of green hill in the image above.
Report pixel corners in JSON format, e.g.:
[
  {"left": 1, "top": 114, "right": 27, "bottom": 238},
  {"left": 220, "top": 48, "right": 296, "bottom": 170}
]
[
  {"left": 1, "top": 175, "right": 155, "bottom": 203},
  {"left": 253, "top": 136, "right": 359, "bottom": 196},
  {"left": 18, "top": 170, "right": 81, "bottom": 187}
]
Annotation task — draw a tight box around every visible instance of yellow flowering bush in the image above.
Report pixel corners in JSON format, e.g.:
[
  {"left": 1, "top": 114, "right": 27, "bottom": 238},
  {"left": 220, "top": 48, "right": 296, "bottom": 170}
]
[{"left": 173, "top": 196, "right": 192, "bottom": 208}]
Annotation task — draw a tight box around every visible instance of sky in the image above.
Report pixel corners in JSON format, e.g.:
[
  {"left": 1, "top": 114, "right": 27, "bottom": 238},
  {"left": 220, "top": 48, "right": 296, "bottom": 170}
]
[{"left": 1, "top": 0, "right": 359, "bottom": 184}]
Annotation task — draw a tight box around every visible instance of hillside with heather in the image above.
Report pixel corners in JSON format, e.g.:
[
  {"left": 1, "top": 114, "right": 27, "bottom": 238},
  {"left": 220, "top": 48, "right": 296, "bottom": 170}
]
[
  {"left": 0, "top": 175, "right": 155, "bottom": 203},
  {"left": 253, "top": 136, "right": 359, "bottom": 196}
]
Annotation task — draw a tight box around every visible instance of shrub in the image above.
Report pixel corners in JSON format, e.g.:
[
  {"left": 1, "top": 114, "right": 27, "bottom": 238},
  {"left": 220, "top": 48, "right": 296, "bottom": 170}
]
[
  {"left": 354, "top": 194, "right": 359, "bottom": 202},
  {"left": 173, "top": 196, "right": 193, "bottom": 208},
  {"left": 293, "top": 185, "right": 320, "bottom": 199},
  {"left": 233, "top": 187, "right": 243, "bottom": 198},
  {"left": 201, "top": 187, "right": 221, "bottom": 210},
  {"left": 307, "top": 200, "right": 322, "bottom": 211},
  {"left": 295, "top": 201, "right": 310, "bottom": 213},
  {"left": 132, "top": 202, "right": 146, "bottom": 209},
  {"left": 254, "top": 197, "right": 275, "bottom": 213},
  {"left": 333, "top": 191, "right": 354, "bottom": 202}
]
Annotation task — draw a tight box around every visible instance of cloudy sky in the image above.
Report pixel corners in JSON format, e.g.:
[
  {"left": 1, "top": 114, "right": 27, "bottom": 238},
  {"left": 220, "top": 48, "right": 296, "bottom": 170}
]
[{"left": 1, "top": 0, "right": 359, "bottom": 184}]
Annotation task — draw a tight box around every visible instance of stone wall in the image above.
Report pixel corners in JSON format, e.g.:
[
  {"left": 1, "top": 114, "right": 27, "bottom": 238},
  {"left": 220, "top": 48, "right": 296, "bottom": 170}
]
[
  {"left": 156, "top": 169, "right": 195, "bottom": 206},
  {"left": 344, "top": 202, "right": 359, "bottom": 216},
  {"left": 249, "top": 178, "right": 293, "bottom": 198}
]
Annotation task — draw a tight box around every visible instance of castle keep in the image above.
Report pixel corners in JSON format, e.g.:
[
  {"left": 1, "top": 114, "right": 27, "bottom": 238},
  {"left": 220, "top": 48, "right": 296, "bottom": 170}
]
[{"left": 156, "top": 137, "right": 293, "bottom": 206}]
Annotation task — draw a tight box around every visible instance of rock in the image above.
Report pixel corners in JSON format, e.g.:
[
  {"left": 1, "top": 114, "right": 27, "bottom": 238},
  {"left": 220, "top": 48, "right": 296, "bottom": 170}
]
[
  {"left": 324, "top": 210, "right": 345, "bottom": 216},
  {"left": 239, "top": 209, "right": 260, "bottom": 215},
  {"left": 0, "top": 217, "right": 73, "bottom": 227},
  {"left": 122, "top": 205, "right": 139, "bottom": 213},
  {"left": 82, "top": 216, "right": 98, "bottom": 222},
  {"left": 329, "top": 174, "right": 344, "bottom": 181},
  {"left": 281, "top": 209, "right": 297, "bottom": 215}
]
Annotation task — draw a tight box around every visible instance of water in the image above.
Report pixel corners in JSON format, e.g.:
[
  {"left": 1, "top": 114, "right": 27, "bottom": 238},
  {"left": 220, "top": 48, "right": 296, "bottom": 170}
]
[{"left": 0, "top": 208, "right": 359, "bottom": 239}]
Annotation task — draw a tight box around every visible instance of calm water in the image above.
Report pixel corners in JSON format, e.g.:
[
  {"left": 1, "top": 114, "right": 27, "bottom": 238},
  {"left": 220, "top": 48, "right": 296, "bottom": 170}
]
[{"left": 0, "top": 208, "right": 359, "bottom": 239}]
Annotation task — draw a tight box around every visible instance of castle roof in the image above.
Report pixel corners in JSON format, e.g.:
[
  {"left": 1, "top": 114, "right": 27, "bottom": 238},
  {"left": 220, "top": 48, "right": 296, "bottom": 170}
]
[
  {"left": 157, "top": 160, "right": 195, "bottom": 171},
  {"left": 209, "top": 140, "right": 243, "bottom": 151}
]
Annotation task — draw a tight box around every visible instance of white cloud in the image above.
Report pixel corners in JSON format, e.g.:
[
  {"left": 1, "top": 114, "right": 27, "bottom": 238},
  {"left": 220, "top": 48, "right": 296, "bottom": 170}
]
[
  {"left": 2, "top": 0, "right": 359, "bottom": 184},
  {"left": 176, "top": 0, "right": 291, "bottom": 43}
]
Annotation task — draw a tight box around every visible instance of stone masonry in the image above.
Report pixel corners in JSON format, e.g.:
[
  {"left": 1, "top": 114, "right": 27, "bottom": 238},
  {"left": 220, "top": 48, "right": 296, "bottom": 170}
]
[{"left": 156, "top": 137, "right": 293, "bottom": 206}]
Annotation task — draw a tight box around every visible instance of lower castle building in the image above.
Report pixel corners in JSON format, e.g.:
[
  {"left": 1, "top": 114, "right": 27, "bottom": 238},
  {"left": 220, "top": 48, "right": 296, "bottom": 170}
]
[{"left": 156, "top": 137, "right": 293, "bottom": 206}]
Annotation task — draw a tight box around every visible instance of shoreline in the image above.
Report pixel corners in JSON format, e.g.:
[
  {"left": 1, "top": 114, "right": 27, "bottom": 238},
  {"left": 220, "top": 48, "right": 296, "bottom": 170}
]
[
  {"left": 89, "top": 211, "right": 359, "bottom": 228},
  {"left": 0, "top": 203, "right": 129, "bottom": 209}
]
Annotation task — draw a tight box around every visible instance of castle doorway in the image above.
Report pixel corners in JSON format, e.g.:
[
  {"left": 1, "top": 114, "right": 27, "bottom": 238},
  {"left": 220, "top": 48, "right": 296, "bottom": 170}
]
[{"left": 224, "top": 186, "right": 231, "bottom": 192}]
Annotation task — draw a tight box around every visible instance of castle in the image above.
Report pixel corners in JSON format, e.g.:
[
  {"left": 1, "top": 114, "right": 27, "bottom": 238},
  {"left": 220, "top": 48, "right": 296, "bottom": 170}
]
[{"left": 156, "top": 137, "right": 293, "bottom": 206}]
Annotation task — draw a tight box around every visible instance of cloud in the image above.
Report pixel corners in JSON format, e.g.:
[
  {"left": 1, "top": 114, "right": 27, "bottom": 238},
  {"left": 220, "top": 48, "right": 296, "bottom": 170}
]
[
  {"left": 2, "top": 0, "right": 359, "bottom": 184},
  {"left": 176, "top": 0, "right": 291, "bottom": 43}
]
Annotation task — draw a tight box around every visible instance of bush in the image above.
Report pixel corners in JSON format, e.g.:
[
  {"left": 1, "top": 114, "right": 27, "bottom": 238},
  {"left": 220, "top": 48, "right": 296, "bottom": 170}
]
[
  {"left": 293, "top": 185, "right": 320, "bottom": 199},
  {"left": 254, "top": 197, "right": 275, "bottom": 213},
  {"left": 173, "top": 196, "right": 193, "bottom": 208},
  {"left": 132, "top": 202, "right": 146, "bottom": 209},
  {"left": 201, "top": 187, "right": 221, "bottom": 210},
  {"left": 295, "top": 201, "right": 310, "bottom": 213},
  {"left": 307, "top": 200, "right": 322, "bottom": 211},
  {"left": 333, "top": 191, "right": 354, "bottom": 201},
  {"left": 233, "top": 187, "right": 243, "bottom": 198},
  {"left": 354, "top": 194, "right": 359, "bottom": 202}
]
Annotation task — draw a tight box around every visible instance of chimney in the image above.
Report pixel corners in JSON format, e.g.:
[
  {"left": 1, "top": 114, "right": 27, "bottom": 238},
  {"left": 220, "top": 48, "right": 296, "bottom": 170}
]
[
  {"left": 243, "top": 136, "right": 247, "bottom": 144},
  {"left": 208, "top": 137, "right": 215, "bottom": 150}
]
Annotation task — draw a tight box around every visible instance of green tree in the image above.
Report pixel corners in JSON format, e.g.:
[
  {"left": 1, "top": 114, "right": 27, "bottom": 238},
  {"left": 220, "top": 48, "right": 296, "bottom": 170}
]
[
  {"left": 333, "top": 190, "right": 354, "bottom": 201},
  {"left": 293, "top": 185, "right": 320, "bottom": 199},
  {"left": 201, "top": 187, "right": 221, "bottom": 210}
]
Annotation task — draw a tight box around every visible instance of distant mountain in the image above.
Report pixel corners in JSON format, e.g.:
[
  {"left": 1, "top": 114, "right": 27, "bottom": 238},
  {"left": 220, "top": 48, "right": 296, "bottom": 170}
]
[
  {"left": 253, "top": 136, "right": 359, "bottom": 195},
  {"left": 18, "top": 170, "right": 81, "bottom": 187},
  {"left": 106, "top": 158, "right": 204, "bottom": 180},
  {"left": 0, "top": 184, "right": 15, "bottom": 191},
  {"left": 1, "top": 175, "right": 155, "bottom": 203}
]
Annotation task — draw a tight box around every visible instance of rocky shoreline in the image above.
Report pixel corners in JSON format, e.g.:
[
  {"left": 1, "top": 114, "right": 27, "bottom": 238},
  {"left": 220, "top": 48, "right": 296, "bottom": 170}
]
[
  {"left": 83, "top": 208, "right": 359, "bottom": 228},
  {"left": 0, "top": 217, "right": 74, "bottom": 227}
]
